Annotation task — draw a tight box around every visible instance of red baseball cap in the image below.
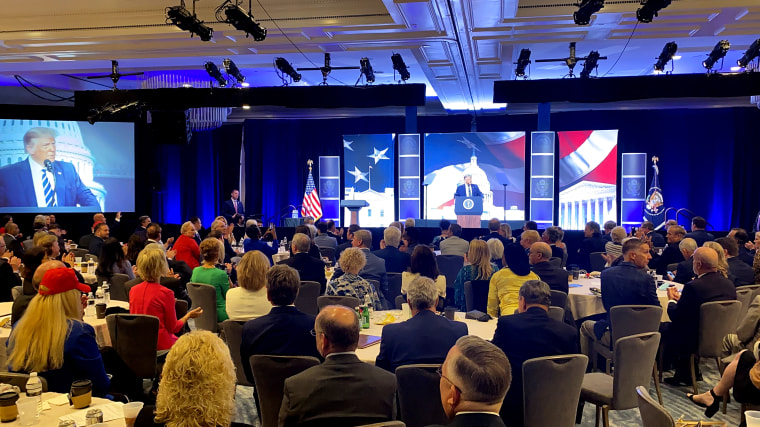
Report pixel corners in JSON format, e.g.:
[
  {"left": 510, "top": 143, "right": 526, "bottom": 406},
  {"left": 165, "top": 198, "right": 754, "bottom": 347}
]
[{"left": 38, "top": 268, "right": 91, "bottom": 296}]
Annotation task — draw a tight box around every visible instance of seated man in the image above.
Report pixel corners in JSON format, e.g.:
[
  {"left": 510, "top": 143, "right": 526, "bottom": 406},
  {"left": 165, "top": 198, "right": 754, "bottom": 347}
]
[
  {"left": 685, "top": 216, "right": 715, "bottom": 247},
  {"left": 440, "top": 224, "right": 469, "bottom": 257},
  {"left": 541, "top": 227, "right": 565, "bottom": 260},
  {"left": 376, "top": 277, "right": 468, "bottom": 372},
  {"left": 492, "top": 280, "right": 578, "bottom": 427},
  {"left": 279, "top": 305, "right": 396, "bottom": 427},
  {"left": 728, "top": 227, "right": 754, "bottom": 266},
  {"left": 518, "top": 230, "right": 540, "bottom": 255},
  {"left": 715, "top": 237, "right": 755, "bottom": 287},
  {"left": 528, "top": 242, "right": 568, "bottom": 294},
  {"left": 313, "top": 222, "right": 338, "bottom": 250},
  {"left": 577, "top": 221, "right": 606, "bottom": 272},
  {"left": 372, "top": 226, "right": 411, "bottom": 273},
  {"left": 673, "top": 238, "right": 697, "bottom": 284},
  {"left": 649, "top": 225, "right": 686, "bottom": 275},
  {"left": 432, "top": 336, "right": 511, "bottom": 427},
  {"left": 282, "top": 233, "right": 327, "bottom": 294},
  {"left": 639, "top": 221, "right": 666, "bottom": 248},
  {"left": 243, "top": 224, "right": 277, "bottom": 264},
  {"left": 88, "top": 222, "right": 109, "bottom": 257}
]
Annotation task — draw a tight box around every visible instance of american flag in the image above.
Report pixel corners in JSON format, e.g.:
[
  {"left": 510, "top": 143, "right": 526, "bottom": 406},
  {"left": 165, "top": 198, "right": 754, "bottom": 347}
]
[{"left": 301, "top": 163, "right": 322, "bottom": 220}]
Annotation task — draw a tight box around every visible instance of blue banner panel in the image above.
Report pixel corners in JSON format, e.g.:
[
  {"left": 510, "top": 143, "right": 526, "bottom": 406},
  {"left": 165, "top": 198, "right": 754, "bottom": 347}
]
[
  {"left": 620, "top": 152, "right": 647, "bottom": 231},
  {"left": 343, "top": 134, "right": 395, "bottom": 227},
  {"left": 530, "top": 131, "right": 555, "bottom": 225},
  {"left": 319, "top": 156, "right": 340, "bottom": 224},
  {"left": 398, "top": 134, "right": 420, "bottom": 221}
]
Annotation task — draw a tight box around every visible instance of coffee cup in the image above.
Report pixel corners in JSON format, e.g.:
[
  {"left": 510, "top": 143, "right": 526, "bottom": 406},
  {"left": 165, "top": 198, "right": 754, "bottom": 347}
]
[
  {"left": 572, "top": 268, "right": 580, "bottom": 280},
  {"left": 0, "top": 391, "right": 19, "bottom": 422},
  {"left": 444, "top": 306, "right": 457, "bottom": 320},
  {"left": 95, "top": 303, "right": 107, "bottom": 319},
  {"left": 70, "top": 379, "right": 92, "bottom": 409},
  {"left": 123, "top": 401, "right": 144, "bottom": 427}
]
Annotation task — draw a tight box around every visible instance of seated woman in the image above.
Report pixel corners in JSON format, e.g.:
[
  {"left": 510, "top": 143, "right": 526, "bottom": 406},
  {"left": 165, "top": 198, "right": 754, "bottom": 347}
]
[
  {"left": 36, "top": 233, "right": 74, "bottom": 265},
  {"left": 225, "top": 250, "right": 271, "bottom": 321},
  {"left": 327, "top": 247, "right": 382, "bottom": 308},
  {"left": 130, "top": 244, "right": 202, "bottom": 351},
  {"left": 487, "top": 238, "right": 505, "bottom": 269},
  {"left": 402, "top": 245, "right": 446, "bottom": 299},
  {"left": 96, "top": 237, "right": 135, "bottom": 281},
  {"left": 7, "top": 267, "right": 110, "bottom": 396},
  {"left": 453, "top": 240, "right": 500, "bottom": 312},
  {"left": 487, "top": 244, "right": 539, "bottom": 317},
  {"left": 604, "top": 226, "right": 627, "bottom": 265},
  {"left": 172, "top": 221, "right": 200, "bottom": 269},
  {"left": 499, "top": 223, "right": 515, "bottom": 244},
  {"left": 125, "top": 235, "right": 145, "bottom": 267},
  {"left": 704, "top": 241, "right": 730, "bottom": 278},
  {"left": 687, "top": 348, "right": 760, "bottom": 418},
  {"left": 191, "top": 238, "right": 233, "bottom": 322}
]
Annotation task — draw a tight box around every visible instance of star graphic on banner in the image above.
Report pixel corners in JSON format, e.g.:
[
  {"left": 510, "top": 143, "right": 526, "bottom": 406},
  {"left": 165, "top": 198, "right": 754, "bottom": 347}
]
[
  {"left": 367, "top": 147, "right": 389, "bottom": 164},
  {"left": 457, "top": 136, "right": 481, "bottom": 152},
  {"left": 343, "top": 139, "right": 354, "bottom": 151},
  {"left": 347, "top": 166, "right": 369, "bottom": 184}
]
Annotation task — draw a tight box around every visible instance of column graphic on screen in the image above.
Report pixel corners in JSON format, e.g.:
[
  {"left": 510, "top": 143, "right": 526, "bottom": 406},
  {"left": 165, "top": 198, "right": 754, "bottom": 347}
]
[
  {"left": 343, "top": 134, "right": 395, "bottom": 227},
  {"left": 557, "top": 130, "right": 618, "bottom": 230}
]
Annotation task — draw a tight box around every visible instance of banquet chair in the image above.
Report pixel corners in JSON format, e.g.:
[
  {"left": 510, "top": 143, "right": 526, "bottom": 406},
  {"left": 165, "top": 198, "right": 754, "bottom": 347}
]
[
  {"left": 549, "top": 257, "right": 562, "bottom": 268},
  {"left": 0, "top": 373, "right": 48, "bottom": 392},
  {"left": 550, "top": 290, "right": 568, "bottom": 311},
  {"left": 736, "top": 288, "right": 755, "bottom": 328},
  {"left": 356, "top": 422, "right": 406, "bottom": 427},
  {"left": 636, "top": 386, "right": 675, "bottom": 427},
  {"left": 294, "top": 281, "right": 320, "bottom": 316},
  {"left": 84, "top": 253, "right": 98, "bottom": 262},
  {"left": 22, "top": 239, "right": 33, "bottom": 252},
  {"left": 250, "top": 355, "right": 320, "bottom": 427},
  {"left": 548, "top": 306, "right": 565, "bottom": 322},
  {"left": 436, "top": 255, "right": 464, "bottom": 306},
  {"left": 175, "top": 299, "right": 188, "bottom": 321},
  {"left": 589, "top": 252, "right": 607, "bottom": 272},
  {"left": 581, "top": 332, "right": 661, "bottom": 427},
  {"left": 70, "top": 248, "right": 89, "bottom": 259},
  {"left": 395, "top": 295, "right": 406, "bottom": 310},
  {"left": 387, "top": 272, "right": 403, "bottom": 303},
  {"left": 106, "top": 314, "right": 159, "bottom": 380},
  {"left": 319, "top": 247, "right": 336, "bottom": 262},
  {"left": 396, "top": 364, "right": 448, "bottom": 427},
  {"left": 186, "top": 282, "right": 220, "bottom": 333},
  {"left": 463, "top": 280, "right": 489, "bottom": 313},
  {"left": 221, "top": 320, "right": 253, "bottom": 386},
  {"left": 11, "top": 286, "right": 22, "bottom": 301},
  {"left": 318, "top": 295, "right": 361, "bottom": 311},
  {"left": 108, "top": 273, "right": 131, "bottom": 302},
  {"left": 124, "top": 277, "right": 142, "bottom": 297},
  {"left": 523, "top": 354, "right": 587, "bottom": 427},
  {"left": 690, "top": 300, "right": 741, "bottom": 394},
  {"left": 666, "top": 263, "right": 679, "bottom": 273}
]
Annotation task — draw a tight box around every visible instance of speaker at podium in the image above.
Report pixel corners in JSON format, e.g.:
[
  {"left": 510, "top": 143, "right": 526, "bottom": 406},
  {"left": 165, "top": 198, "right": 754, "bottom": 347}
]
[{"left": 455, "top": 196, "right": 483, "bottom": 228}]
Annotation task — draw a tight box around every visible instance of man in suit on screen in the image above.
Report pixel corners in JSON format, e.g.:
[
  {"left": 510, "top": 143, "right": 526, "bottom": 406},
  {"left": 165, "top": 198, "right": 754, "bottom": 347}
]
[
  {"left": 454, "top": 174, "right": 482, "bottom": 198},
  {"left": 0, "top": 127, "right": 99, "bottom": 208}
]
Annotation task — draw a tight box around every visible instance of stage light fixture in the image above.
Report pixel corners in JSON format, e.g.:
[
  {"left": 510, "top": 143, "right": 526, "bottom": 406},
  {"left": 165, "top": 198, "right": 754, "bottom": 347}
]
[
  {"left": 702, "top": 40, "right": 730, "bottom": 70},
  {"left": 359, "top": 57, "right": 375, "bottom": 84},
  {"left": 205, "top": 61, "right": 228, "bottom": 87},
  {"left": 223, "top": 58, "right": 246, "bottom": 85},
  {"left": 391, "top": 53, "right": 411, "bottom": 81},
  {"left": 216, "top": 0, "right": 266, "bottom": 41},
  {"left": 166, "top": 3, "right": 213, "bottom": 41},
  {"left": 87, "top": 101, "right": 144, "bottom": 125},
  {"left": 654, "top": 41, "right": 678, "bottom": 72},
  {"left": 636, "top": 0, "right": 672, "bottom": 23},
  {"left": 738, "top": 38, "right": 760, "bottom": 68},
  {"left": 579, "top": 50, "right": 601, "bottom": 78},
  {"left": 573, "top": 0, "right": 604, "bottom": 26},
  {"left": 514, "top": 49, "right": 531, "bottom": 78},
  {"left": 274, "top": 57, "right": 301, "bottom": 83}
]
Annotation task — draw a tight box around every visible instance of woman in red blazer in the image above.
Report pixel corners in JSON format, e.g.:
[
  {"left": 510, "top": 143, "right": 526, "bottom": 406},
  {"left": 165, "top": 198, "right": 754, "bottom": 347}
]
[{"left": 173, "top": 221, "right": 201, "bottom": 269}]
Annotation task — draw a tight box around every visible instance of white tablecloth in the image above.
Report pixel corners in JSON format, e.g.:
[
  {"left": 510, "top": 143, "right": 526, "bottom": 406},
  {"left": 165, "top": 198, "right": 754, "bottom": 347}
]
[
  {"left": 3, "top": 392, "right": 125, "bottom": 426},
  {"left": 568, "top": 277, "right": 682, "bottom": 322}
]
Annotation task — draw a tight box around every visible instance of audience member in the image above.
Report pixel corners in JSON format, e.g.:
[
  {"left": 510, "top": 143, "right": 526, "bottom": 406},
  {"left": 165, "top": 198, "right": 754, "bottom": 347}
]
[
  {"left": 172, "top": 221, "right": 200, "bottom": 269},
  {"left": 499, "top": 223, "right": 514, "bottom": 244},
  {"left": 210, "top": 219, "right": 235, "bottom": 263},
  {"left": 373, "top": 226, "right": 411, "bottom": 273},
  {"left": 133, "top": 215, "right": 151, "bottom": 242},
  {"left": 189, "top": 216, "right": 203, "bottom": 244},
  {"left": 146, "top": 223, "right": 174, "bottom": 251},
  {"left": 327, "top": 247, "right": 383, "bottom": 309},
  {"left": 404, "top": 218, "right": 416, "bottom": 229},
  {"left": 11, "top": 248, "right": 47, "bottom": 324},
  {"left": 88, "top": 222, "right": 110, "bottom": 257},
  {"left": 279, "top": 305, "right": 396, "bottom": 427},
  {"left": 518, "top": 230, "right": 540, "bottom": 254},
  {"left": 523, "top": 221, "right": 537, "bottom": 231},
  {"left": 716, "top": 237, "right": 754, "bottom": 286},
  {"left": 440, "top": 224, "right": 469, "bottom": 257},
  {"left": 453, "top": 240, "right": 500, "bottom": 312},
  {"left": 225, "top": 250, "right": 271, "bottom": 321},
  {"left": 0, "top": 239, "right": 21, "bottom": 301},
  {"left": 685, "top": 216, "right": 715, "bottom": 247},
  {"left": 528, "top": 242, "right": 569, "bottom": 294},
  {"left": 314, "top": 222, "right": 338, "bottom": 249},
  {"left": 604, "top": 226, "right": 627, "bottom": 262},
  {"left": 487, "top": 244, "right": 539, "bottom": 318},
  {"left": 640, "top": 221, "right": 666, "bottom": 247},
  {"left": 125, "top": 234, "right": 145, "bottom": 266},
  {"left": 540, "top": 227, "right": 563, "bottom": 259},
  {"left": 649, "top": 225, "right": 686, "bottom": 275},
  {"left": 336, "top": 224, "right": 360, "bottom": 259},
  {"left": 243, "top": 224, "right": 277, "bottom": 264},
  {"left": 492, "top": 280, "right": 578, "bottom": 427},
  {"left": 729, "top": 227, "right": 754, "bottom": 266},
  {"left": 577, "top": 221, "right": 606, "bottom": 272},
  {"left": 3, "top": 222, "right": 24, "bottom": 258},
  {"left": 293, "top": 224, "right": 323, "bottom": 260},
  {"left": 673, "top": 238, "right": 698, "bottom": 284},
  {"left": 402, "top": 227, "right": 423, "bottom": 254},
  {"left": 402, "top": 245, "right": 446, "bottom": 300},
  {"left": 191, "top": 238, "right": 232, "bottom": 322},
  {"left": 481, "top": 218, "right": 513, "bottom": 249},
  {"left": 95, "top": 237, "right": 135, "bottom": 280},
  {"left": 282, "top": 232, "right": 328, "bottom": 294},
  {"left": 326, "top": 220, "right": 344, "bottom": 244},
  {"left": 602, "top": 220, "right": 616, "bottom": 242},
  {"left": 703, "top": 241, "right": 730, "bottom": 278},
  {"left": 487, "top": 238, "right": 505, "bottom": 269},
  {"left": 722, "top": 295, "right": 760, "bottom": 361},
  {"left": 432, "top": 219, "right": 451, "bottom": 249},
  {"left": 347, "top": 229, "right": 388, "bottom": 300}
]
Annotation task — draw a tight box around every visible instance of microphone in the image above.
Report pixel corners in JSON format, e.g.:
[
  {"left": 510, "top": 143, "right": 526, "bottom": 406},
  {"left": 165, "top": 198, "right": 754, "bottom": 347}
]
[{"left": 43, "top": 159, "right": 54, "bottom": 172}]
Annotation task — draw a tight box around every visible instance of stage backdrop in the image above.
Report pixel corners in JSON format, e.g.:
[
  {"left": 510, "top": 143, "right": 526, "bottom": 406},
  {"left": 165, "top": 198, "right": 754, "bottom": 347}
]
[
  {"left": 423, "top": 132, "right": 525, "bottom": 221},
  {"left": 343, "top": 134, "right": 395, "bottom": 227},
  {"left": 558, "top": 130, "right": 618, "bottom": 230}
]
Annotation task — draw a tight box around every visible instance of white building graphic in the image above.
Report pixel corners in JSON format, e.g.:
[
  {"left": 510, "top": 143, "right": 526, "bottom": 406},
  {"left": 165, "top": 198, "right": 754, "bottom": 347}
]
[{"left": 559, "top": 181, "right": 616, "bottom": 230}]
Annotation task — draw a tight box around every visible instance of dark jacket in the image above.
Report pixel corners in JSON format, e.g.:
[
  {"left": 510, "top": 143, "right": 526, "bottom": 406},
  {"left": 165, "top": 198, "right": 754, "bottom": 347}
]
[
  {"left": 595, "top": 261, "right": 659, "bottom": 339},
  {"left": 685, "top": 230, "right": 715, "bottom": 247},
  {"left": 283, "top": 252, "right": 327, "bottom": 294},
  {"left": 650, "top": 243, "right": 685, "bottom": 276},
  {"left": 578, "top": 234, "right": 606, "bottom": 271},
  {"left": 673, "top": 257, "right": 695, "bottom": 285},
  {"left": 530, "top": 261, "right": 569, "bottom": 294},
  {"left": 372, "top": 246, "right": 411, "bottom": 274},
  {"left": 427, "top": 413, "right": 507, "bottom": 427},
  {"left": 728, "top": 256, "right": 755, "bottom": 287}
]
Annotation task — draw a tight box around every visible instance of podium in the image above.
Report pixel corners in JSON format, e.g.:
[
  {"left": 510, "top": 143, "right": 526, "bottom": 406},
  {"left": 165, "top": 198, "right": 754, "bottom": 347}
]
[
  {"left": 454, "top": 196, "right": 483, "bottom": 228},
  {"left": 340, "top": 200, "right": 369, "bottom": 226}
]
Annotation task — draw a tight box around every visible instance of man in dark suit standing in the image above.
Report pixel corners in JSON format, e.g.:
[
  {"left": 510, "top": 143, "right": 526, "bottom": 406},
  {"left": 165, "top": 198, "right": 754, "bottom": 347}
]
[
  {"left": 650, "top": 225, "right": 686, "bottom": 275},
  {"left": 492, "top": 280, "right": 578, "bottom": 427},
  {"left": 376, "top": 276, "right": 467, "bottom": 372},
  {"left": 282, "top": 233, "right": 327, "bottom": 294},
  {"left": 372, "top": 226, "right": 410, "bottom": 273},
  {"left": 432, "top": 336, "right": 511, "bottom": 427},
  {"left": 673, "top": 238, "right": 697, "bottom": 284},
  {"left": 577, "top": 221, "right": 606, "bottom": 272},
  {"left": 240, "top": 265, "right": 321, "bottom": 385},
  {"left": 88, "top": 223, "right": 109, "bottom": 257},
  {"left": 0, "top": 127, "right": 99, "bottom": 208},
  {"left": 454, "top": 174, "right": 482, "bottom": 198},
  {"left": 529, "top": 242, "right": 568, "bottom": 294},
  {"left": 279, "top": 305, "right": 396, "bottom": 427},
  {"left": 664, "top": 247, "right": 737, "bottom": 385},
  {"left": 685, "top": 216, "right": 715, "bottom": 247},
  {"left": 221, "top": 189, "right": 245, "bottom": 226}
]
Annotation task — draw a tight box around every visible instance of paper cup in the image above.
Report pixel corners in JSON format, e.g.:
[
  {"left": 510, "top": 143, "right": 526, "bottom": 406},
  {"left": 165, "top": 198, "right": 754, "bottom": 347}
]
[
  {"left": 123, "top": 401, "right": 144, "bottom": 427},
  {"left": 75, "top": 257, "right": 82, "bottom": 263},
  {"left": 746, "top": 410, "right": 760, "bottom": 427},
  {"left": 16, "top": 397, "right": 36, "bottom": 426}
]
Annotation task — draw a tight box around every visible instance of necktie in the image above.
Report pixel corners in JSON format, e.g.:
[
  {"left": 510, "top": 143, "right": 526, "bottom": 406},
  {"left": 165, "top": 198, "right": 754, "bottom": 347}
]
[
  {"left": 41, "top": 169, "right": 56, "bottom": 207},
  {"left": 234, "top": 200, "right": 238, "bottom": 214},
  {"left": 467, "top": 185, "right": 471, "bottom": 197}
]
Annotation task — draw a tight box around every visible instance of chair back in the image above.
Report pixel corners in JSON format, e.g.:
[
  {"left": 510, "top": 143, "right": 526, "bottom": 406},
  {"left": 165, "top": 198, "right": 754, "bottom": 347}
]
[
  {"left": 186, "top": 282, "right": 219, "bottom": 332},
  {"left": 387, "top": 272, "right": 403, "bottom": 302},
  {"left": 175, "top": 299, "right": 188, "bottom": 320},
  {"left": 22, "top": 239, "right": 34, "bottom": 252},
  {"left": 221, "top": 320, "right": 253, "bottom": 386},
  {"left": 548, "top": 257, "right": 562, "bottom": 268},
  {"left": 548, "top": 306, "right": 564, "bottom": 322},
  {"left": 550, "top": 290, "right": 568, "bottom": 310},
  {"left": 736, "top": 288, "right": 755, "bottom": 327},
  {"left": 611, "top": 332, "right": 661, "bottom": 410},
  {"left": 698, "top": 300, "right": 741, "bottom": 358},
  {"left": 396, "top": 364, "right": 448, "bottom": 427},
  {"left": 636, "top": 386, "right": 675, "bottom": 427},
  {"left": 295, "top": 281, "right": 320, "bottom": 316},
  {"left": 666, "top": 263, "right": 679, "bottom": 273},
  {"left": 739, "top": 284, "right": 760, "bottom": 301},
  {"left": 106, "top": 314, "right": 159, "bottom": 378},
  {"left": 436, "top": 255, "right": 464, "bottom": 289},
  {"left": 523, "top": 354, "right": 588, "bottom": 427},
  {"left": 84, "top": 253, "right": 98, "bottom": 262},
  {"left": 395, "top": 295, "right": 406, "bottom": 310},
  {"left": 589, "top": 252, "right": 607, "bottom": 272},
  {"left": 11, "top": 286, "right": 22, "bottom": 301},
  {"left": 0, "top": 373, "right": 48, "bottom": 392},
  {"left": 319, "top": 247, "right": 335, "bottom": 262},
  {"left": 70, "top": 248, "right": 89, "bottom": 259},
  {"left": 318, "top": 295, "right": 361, "bottom": 311},
  {"left": 609, "top": 305, "right": 663, "bottom": 344},
  {"left": 250, "top": 355, "right": 320, "bottom": 427},
  {"left": 463, "top": 280, "right": 489, "bottom": 312},
  {"left": 109, "top": 273, "right": 131, "bottom": 302},
  {"left": 356, "top": 422, "right": 406, "bottom": 427}
]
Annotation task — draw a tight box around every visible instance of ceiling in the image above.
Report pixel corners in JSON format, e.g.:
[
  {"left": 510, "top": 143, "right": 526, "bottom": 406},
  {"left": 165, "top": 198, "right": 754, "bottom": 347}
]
[{"left": 0, "top": 0, "right": 758, "bottom": 113}]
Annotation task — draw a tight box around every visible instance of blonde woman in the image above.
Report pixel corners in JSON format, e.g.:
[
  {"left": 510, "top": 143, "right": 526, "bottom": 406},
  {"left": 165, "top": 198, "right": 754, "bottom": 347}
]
[
  {"left": 191, "top": 238, "right": 233, "bottom": 322},
  {"left": 703, "top": 241, "right": 729, "bottom": 278},
  {"left": 327, "top": 247, "right": 382, "bottom": 308},
  {"left": 154, "top": 331, "right": 236, "bottom": 427},
  {"left": 225, "top": 250, "right": 271, "bottom": 321},
  {"left": 8, "top": 267, "right": 111, "bottom": 396},
  {"left": 173, "top": 221, "right": 200, "bottom": 269},
  {"left": 453, "top": 240, "right": 500, "bottom": 311}
]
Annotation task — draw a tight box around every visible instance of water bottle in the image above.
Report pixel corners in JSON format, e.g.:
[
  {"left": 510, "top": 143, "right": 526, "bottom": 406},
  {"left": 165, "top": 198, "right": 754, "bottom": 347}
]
[
  {"left": 291, "top": 209, "right": 298, "bottom": 218},
  {"left": 102, "top": 282, "right": 111, "bottom": 304},
  {"left": 364, "top": 294, "right": 373, "bottom": 315},
  {"left": 86, "top": 292, "right": 96, "bottom": 317},
  {"left": 25, "top": 372, "right": 42, "bottom": 418},
  {"left": 95, "top": 286, "right": 105, "bottom": 305}
]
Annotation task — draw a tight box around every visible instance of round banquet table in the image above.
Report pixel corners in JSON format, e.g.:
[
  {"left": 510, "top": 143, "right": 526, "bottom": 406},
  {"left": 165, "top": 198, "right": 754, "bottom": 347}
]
[
  {"left": 2, "top": 392, "right": 126, "bottom": 426},
  {"left": 568, "top": 276, "right": 682, "bottom": 322}
]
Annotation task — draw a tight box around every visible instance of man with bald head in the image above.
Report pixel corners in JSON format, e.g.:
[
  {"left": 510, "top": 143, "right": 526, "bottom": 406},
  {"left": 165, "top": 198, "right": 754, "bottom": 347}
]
[
  {"left": 664, "top": 246, "right": 736, "bottom": 385},
  {"left": 279, "top": 305, "right": 396, "bottom": 427},
  {"left": 12, "top": 260, "right": 67, "bottom": 324},
  {"left": 528, "top": 242, "right": 568, "bottom": 294}
]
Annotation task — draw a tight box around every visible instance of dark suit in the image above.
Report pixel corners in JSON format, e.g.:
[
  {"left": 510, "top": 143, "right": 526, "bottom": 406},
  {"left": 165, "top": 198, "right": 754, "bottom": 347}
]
[
  {"left": 454, "top": 183, "right": 483, "bottom": 197},
  {"left": 240, "top": 305, "right": 320, "bottom": 384},
  {"left": 480, "top": 232, "right": 513, "bottom": 251},
  {"left": 221, "top": 198, "right": 245, "bottom": 224},
  {"left": 132, "top": 227, "right": 147, "bottom": 243},
  {"left": 578, "top": 234, "right": 606, "bottom": 272},
  {"left": 550, "top": 245, "right": 564, "bottom": 260},
  {"left": 738, "top": 247, "right": 755, "bottom": 267},
  {"left": 728, "top": 256, "right": 755, "bottom": 287},
  {"left": 647, "top": 231, "right": 666, "bottom": 248},
  {"left": 283, "top": 252, "right": 327, "bottom": 294},
  {"left": 88, "top": 235, "right": 105, "bottom": 257},
  {"left": 0, "top": 259, "right": 21, "bottom": 302},
  {"left": 279, "top": 353, "right": 396, "bottom": 427},
  {"left": 336, "top": 241, "right": 353, "bottom": 260},
  {"left": 0, "top": 159, "right": 99, "bottom": 207},
  {"left": 530, "top": 261, "right": 569, "bottom": 294},
  {"left": 372, "top": 246, "right": 411, "bottom": 274},
  {"left": 492, "top": 307, "right": 579, "bottom": 427},
  {"left": 650, "top": 243, "right": 685, "bottom": 276},
  {"left": 375, "top": 310, "right": 468, "bottom": 372},
  {"left": 673, "top": 257, "right": 695, "bottom": 284},
  {"left": 428, "top": 412, "right": 507, "bottom": 427},
  {"left": 595, "top": 261, "right": 659, "bottom": 339},
  {"left": 79, "top": 233, "right": 94, "bottom": 250},
  {"left": 685, "top": 230, "right": 715, "bottom": 247}
]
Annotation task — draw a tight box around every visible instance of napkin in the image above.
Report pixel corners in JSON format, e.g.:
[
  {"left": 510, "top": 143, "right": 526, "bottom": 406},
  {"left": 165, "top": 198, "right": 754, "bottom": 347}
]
[
  {"left": 58, "top": 402, "right": 124, "bottom": 425},
  {"left": 46, "top": 394, "right": 70, "bottom": 406}
]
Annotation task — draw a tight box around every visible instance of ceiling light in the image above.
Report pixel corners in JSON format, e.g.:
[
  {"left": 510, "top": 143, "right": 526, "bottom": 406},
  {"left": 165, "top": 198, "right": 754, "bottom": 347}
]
[
  {"left": 391, "top": 53, "right": 411, "bottom": 81},
  {"left": 738, "top": 38, "right": 760, "bottom": 68},
  {"left": 654, "top": 41, "right": 678, "bottom": 72},
  {"left": 636, "top": 0, "right": 672, "bottom": 23},
  {"left": 359, "top": 57, "right": 375, "bottom": 84},
  {"left": 166, "top": 3, "right": 213, "bottom": 41},
  {"left": 702, "top": 40, "right": 730, "bottom": 70},
  {"left": 223, "top": 58, "right": 246, "bottom": 85},
  {"left": 242, "top": 104, "right": 251, "bottom": 110},
  {"left": 514, "top": 48, "right": 531, "bottom": 78},
  {"left": 573, "top": 0, "right": 604, "bottom": 26},
  {"left": 580, "top": 51, "right": 601, "bottom": 78},
  {"left": 274, "top": 57, "right": 301, "bottom": 84},
  {"left": 216, "top": 0, "right": 266, "bottom": 41},
  {"left": 205, "top": 61, "right": 227, "bottom": 87}
]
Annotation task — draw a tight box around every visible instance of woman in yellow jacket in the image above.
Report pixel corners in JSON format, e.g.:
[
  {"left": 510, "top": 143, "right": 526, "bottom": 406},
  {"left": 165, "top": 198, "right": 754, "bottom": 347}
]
[{"left": 487, "top": 243, "right": 539, "bottom": 317}]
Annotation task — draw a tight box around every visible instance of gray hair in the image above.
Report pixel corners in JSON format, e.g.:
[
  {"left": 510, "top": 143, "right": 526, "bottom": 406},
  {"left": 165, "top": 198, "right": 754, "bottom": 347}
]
[
  {"left": 305, "top": 224, "right": 317, "bottom": 239},
  {"left": 292, "top": 233, "right": 311, "bottom": 253},
  {"left": 486, "top": 238, "right": 504, "bottom": 261},
  {"left": 500, "top": 223, "right": 512, "bottom": 238},
  {"left": 383, "top": 227, "right": 401, "bottom": 248},
  {"left": 610, "top": 226, "right": 627, "bottom": 243},
  {"left": 518, "top": 280, "right": 552, "bottom": 306},
  {"left": 407, "top": 276, "right": 439, "bottom": 311},
  {"left": 180, "top": 221, "right": 195, "bottom": 234},
  {"left": 353, "top": 230, "right": 372, "bottom": 249},
  {"left": 449, "top": 223, "right": 462, "bottom": 237},
  {"left": 404, "top": 218, "right": 416, "bottom": 229},
  {"left": 449, "top": 336, "right": 511, "bottom": 404},
  {"left": 679, "top": 237, "right": 697, "bottom": 254}
]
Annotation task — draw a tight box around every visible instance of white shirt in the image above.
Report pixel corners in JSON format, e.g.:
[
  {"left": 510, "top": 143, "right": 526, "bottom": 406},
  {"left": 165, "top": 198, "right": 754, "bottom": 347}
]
[
  {"left": 225, "top": 287, "right": 271, "bottom": 321},
  {"left": 28, "top": 157, "right": 56, "bottom": 207},
  {"left": 466, "top": 184, "right": 471, "bottom": 197}
]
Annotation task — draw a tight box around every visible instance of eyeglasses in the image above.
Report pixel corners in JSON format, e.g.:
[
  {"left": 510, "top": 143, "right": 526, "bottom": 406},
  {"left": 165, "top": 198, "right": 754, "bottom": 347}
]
[
  {"left": 310, "top": 329, "right": 323, "bottom": 337},
  {"left": 436, "top": 366, "right": 462, "bottom": 393}
]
